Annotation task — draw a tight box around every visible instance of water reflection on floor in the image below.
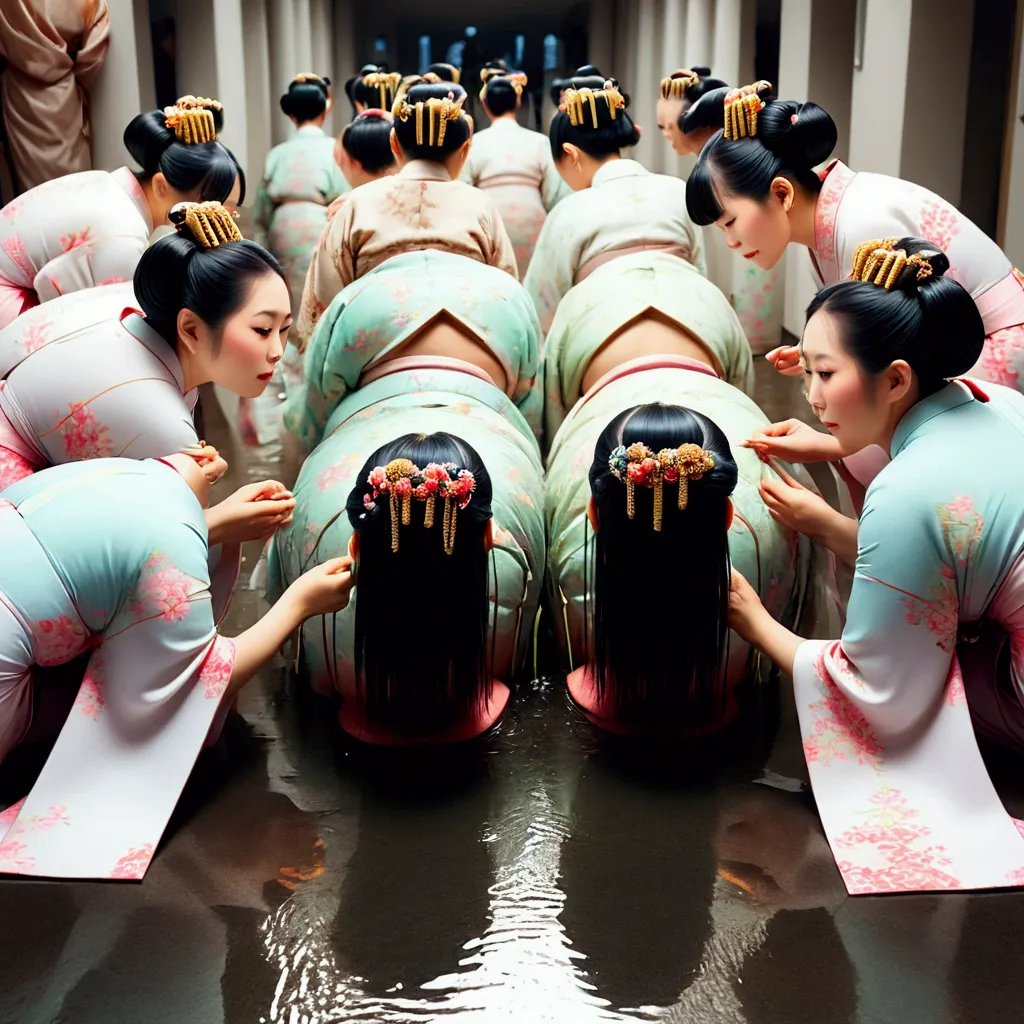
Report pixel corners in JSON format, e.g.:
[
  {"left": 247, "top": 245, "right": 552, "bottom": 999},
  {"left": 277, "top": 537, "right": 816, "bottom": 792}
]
[{"left": 2, "top": 361, "right": 1024, "bottom": 1024}]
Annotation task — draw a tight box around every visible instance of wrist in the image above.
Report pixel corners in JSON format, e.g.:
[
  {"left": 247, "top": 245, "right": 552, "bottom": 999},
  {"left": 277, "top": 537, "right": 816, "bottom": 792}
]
[
  {"left": 205, "top": 503, "right": 226, "bottom": 546},
  {"left": 281, "top": 579, "right": 315, "bottom": 623}
]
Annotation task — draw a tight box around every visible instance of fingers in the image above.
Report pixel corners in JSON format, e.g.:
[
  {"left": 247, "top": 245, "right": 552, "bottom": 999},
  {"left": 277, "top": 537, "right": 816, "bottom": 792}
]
[{"left": 323, "top": 556, "right": 354, "bottom": 574}]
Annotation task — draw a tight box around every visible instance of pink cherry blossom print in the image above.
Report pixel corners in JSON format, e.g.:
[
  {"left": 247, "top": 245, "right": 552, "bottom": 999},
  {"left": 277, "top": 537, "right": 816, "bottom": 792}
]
[
  {"left": 977, "top": 324, "right": 1024, "bottom": 391},
  {"left": 59, "top": 228, "right": 92, "bottom": 252},
  {"left": 0, "top": 199, "right": 22, "bottom": 221},
  {"left": 1, "top": 234, "right": 34, "bottom": 280},
  {"left": 200, "top": 640, "right": 234, "bottom": 700},
  {"left": 0, "top": 798, "right": 26, "bottom": 835},
  {"left": 1014, "top": 818, "right": 1024, "bottom": 840},
  {"left": 33, "top": 614, "right": 89, "bottom": 666},
  {"left": 0, "top": 839, "right": 35, "bottom": 873},
  {"left": 918, "top": 198, "right": 960, "bottom": 254},
  {"left": 1005, "top": 866, "right": 1024, "bottom": 885},
  {"left": 109, "top": 843, "right": 155, "bottom": 880},
  {"left": 126, "top": 553, "right": 197, "bottom": 623},
  {"left": 21, "top": 320, "right": 51, "bottom": 355},
  {"left": 946, "top": 659, "right": 966, "bottom": 707},
  {"left": 0, "top": 447, "right": 35, "bottom": 489},
  {"left": 316, "top": 464, "right": 348, "bottom": 492},
  {"left": 813, "top": 161, "right": 854, "bottom": 266},
  {"left": 60, "top": 401, "right": 114, "bottom": 461},
  {"left": 73, "top": 657, "right": 106, "bottom": 720},
  {"left": 903, "top": 564, "right": 959, "bottom": 653},
  {"left": 98, "top": 276, "right": 126, "bottom": 286}
]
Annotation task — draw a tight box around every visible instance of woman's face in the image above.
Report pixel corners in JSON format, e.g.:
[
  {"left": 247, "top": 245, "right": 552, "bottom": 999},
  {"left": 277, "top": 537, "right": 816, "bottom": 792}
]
[
  {"left": 712, "top": 177, "right": 792, "bottom": 270},
  {"left": 205, "top": 271, "right": 291, "bottom": 399},
  {"left": 656, "top": 96, "right": 687, "bottom": 155},
  {"left": 800, "top": 309, "right": 884, "bottom": 455}
]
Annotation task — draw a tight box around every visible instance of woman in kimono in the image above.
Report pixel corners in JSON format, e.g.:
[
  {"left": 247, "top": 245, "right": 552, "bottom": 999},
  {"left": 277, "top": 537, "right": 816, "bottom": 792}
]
[
  {"left": 0, "top": 95, "right": 243, "bottom": 329},
  {"left": 267, "top": 372, "right": 546, "bottom": 745},
  {"left": 656, "top": 65, "right": 728, "bottom": 157},
  {"left": 0, "top": 448, "right": 353, "bottom": 881},
  {"left": 545, "top": 301, "right": 816, "bottom": 735},
  {"left": 285, "top": 249, "right": 543, "bottom": 451},
  {"left": 728, "top": 237, "right": 1024, "bottom": 894},
  {"left": 686, "top": 88, "right": 1024, "bottom": 394},
  {"left": 460, "top": 69, "right": 570, "bottom": 275},
  {"left": 524, "top": 80, "right": 706, "bottom": 334},
  {"left": 297, "top": 81, "right": 518, "bottom": 343}
]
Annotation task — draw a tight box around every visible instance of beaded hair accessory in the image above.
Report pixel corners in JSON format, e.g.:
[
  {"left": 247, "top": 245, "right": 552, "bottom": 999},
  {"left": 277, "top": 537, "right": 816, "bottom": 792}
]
[
  {"left": 169, "top": 201, "right": 243, "bottom": 248},
  {"left": 392, "top": 93, "right": 466, "bottom": 147},
  {"left": 661, "top": 68, "right": 700, "bottom": 99},
  {"left": 363, "top": 459, "right": 476, "bottom": 554},
  {"left": 851, "top": 238, "right": 935, "bottom": 289},
  {"left": 565, "top": 83, "right": 625, "bottom": 129},
  {"left": 362, "top": 71, "right": 402, "bottom": 109},
  {"left": 608, "top": 442, "right": 716, "bottom": 531},
  {"left": 722, "top": 81, "right": 772, "bottom": 139}
]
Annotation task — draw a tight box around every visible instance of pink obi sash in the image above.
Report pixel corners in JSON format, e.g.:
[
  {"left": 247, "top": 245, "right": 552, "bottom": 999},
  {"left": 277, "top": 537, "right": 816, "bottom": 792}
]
[
  {"left": 477, "top": 173, "right": 539, "bottom": 190},
  {"left": 976, "top": 270, "right": 1024, "bottom": 336},
  {"left": 574, "top": 242, "right": 696, "bottom": 285}
]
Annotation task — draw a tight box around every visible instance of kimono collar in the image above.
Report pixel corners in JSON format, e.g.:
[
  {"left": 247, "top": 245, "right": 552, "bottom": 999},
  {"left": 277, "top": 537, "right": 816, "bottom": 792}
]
[
  {"left": 890, "top": 380, "right": 984, "bottom": 458},
  {"left": 111, "top": 166, "right": 155, "bottom": 235},
  {"left": 118, "top": 310, "right": 193, "bottom": 406},
  {"left": 592, "top": 159, "right": 648, "bottom": 188},
  {"left": 296, "top": 124, "right": 326, "bottom": 137},
  {"left": 812, "top": 160, "right": 856, "bottom": 269},
  {"left": 398, "top": 160, "right": 452, "bottom": 183}
]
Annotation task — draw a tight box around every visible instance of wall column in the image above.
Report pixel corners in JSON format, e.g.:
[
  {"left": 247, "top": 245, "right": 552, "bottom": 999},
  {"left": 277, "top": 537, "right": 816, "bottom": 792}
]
[
  {"left": 292, "top": 0, "right": 314, "bottom": 74},
  {"left": 333, "top": 0, "right": 356, "bottom": 117},
  {"left": 1000, "top": 3, "right": 1024, "bottom": 267},
  {"left": 267, "top": 0, "right": 298, "bottom": 145},
  {"left": 588, "top": 0, "right": 615, "bottom": 79},
  {"left": 684, "top": 0, "right": 714, "bottom": 69},
  {"left": 211, "top": 0, "right": 249, "bottom": 172},
  {"left": 632, "top": 0, "right": 662, "bottom": 171},
  {"left": 659, "top": 0, "right": 688, "bottom": 179},
  {"left": 310, "top": 0, "right": 336, "bottom": 133},
  {"left": 241, "top": 0, "right": 273, "bottom": 190}
]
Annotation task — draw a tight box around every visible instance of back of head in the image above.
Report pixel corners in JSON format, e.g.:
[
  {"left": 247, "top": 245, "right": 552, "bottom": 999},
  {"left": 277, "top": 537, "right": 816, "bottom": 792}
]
[
  {"left": 480, "top": 69, "right": 527, "bottom": 117},
  {"left": 549, "top": 80, "right": 640, "bottom": 161},
  {"left": 686, "top": 88, "right": 837, "bottom": 226},
  {"left": 395, "top": 74, "right": 425, "bottom": 104},
  {"left": 134, "top": 201, "right": 284, "bottom": 347},
  {"left": 660, "top": 65, "right": 730, "bottom": 132},
  {"left": 424, "top": 62, "right": 461, "bottom": 85},
  {"left": 341, "top": 110, "right": 397, "bottom": 174},
  {"left": 345, "top": 432, "right": 494, "bottom": 731},
  {"left": 589, "top": 403, "right": 738, "bottom": 728},
  {"left": 123, "top": 99, "right": 245, "bottom": 204},
  {"left": 280, "top": 73, "right": 330, "bottom": 123},
  {"left": 806, "top": 236, "right": 984, "bottom": 393},
  {"left": 353, "top": 69, "right": 403, "bottom": 111},
  {"left": 391, "top": 82, "right": 471, "bottom": 161}
]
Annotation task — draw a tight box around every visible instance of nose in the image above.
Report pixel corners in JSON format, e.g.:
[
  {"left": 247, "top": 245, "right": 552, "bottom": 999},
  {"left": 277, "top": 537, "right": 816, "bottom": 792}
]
[{"left": 725, "top": 232, "right": 742, "bottom": 249}]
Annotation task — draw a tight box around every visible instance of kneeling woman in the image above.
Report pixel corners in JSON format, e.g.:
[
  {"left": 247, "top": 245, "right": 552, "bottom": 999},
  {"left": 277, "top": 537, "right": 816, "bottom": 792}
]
[
  {"left": 285, "top": 249, "right": 543, "bottom": 451},
  {"left": 0, "top": 450, "right": 351, "bottom": 880},
  {"left": 545, "top": 333, "right": 817, "bottom": 735},
  {"left": 268, "top": 364, "right": 546, "bottom": 744},
  {"left": 729, "top": 239, "right": 1024, "bottom": 893}
]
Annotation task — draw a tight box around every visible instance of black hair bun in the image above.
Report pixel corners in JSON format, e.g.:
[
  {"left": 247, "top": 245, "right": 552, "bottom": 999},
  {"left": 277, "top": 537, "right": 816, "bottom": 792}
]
[{"left": 759, "top": 99, "right": 836, "bottom": 169}]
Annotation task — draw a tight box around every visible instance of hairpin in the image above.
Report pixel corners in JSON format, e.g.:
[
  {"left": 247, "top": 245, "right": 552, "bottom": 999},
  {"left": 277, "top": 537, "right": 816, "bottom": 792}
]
[
  {"left": 608, "top": 442, "right": 715, "bottom": 530},
  {"left": 169, "top": 201, "right": 242, "bottom": 248}
]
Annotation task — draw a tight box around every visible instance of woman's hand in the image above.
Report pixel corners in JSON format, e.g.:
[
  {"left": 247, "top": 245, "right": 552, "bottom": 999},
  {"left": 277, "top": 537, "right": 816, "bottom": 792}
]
[
  {"left": 743, "top": 419, "right": 842, "bottom": 464},
  {"left": 207, "top": 481, "right": 296, "bottom": 546},
  {"left": 728, "top": 568, "right": 768, "bottom": 644},
  {"left": 764, "top": 344, "right": 803, "bottom": 377},
  {"left": 758, "top": 466, "right": 833, "bottom": 540},
  {"left": 288, "top": 557, "right": 355, "bottom": 618}
]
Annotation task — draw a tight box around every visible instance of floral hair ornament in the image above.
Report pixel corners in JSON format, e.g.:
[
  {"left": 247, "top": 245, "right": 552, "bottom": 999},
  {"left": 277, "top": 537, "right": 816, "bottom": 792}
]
[
  {"left": 163, "top": 96, "right": 221, "bottom": 144},
  {"left": 169, "top": 201, "right": 242, "bottom": 248},
  {"left": 723, "top": 81, "right": 772, "bottom": 139},
  {"left": 608, "top": 442, "right": 716, "bottom": 530},
  {"left": 851, "top": 238, "right": 935, "bottom": 289},
  {"left": 661, "top": 69, "right": 700, "bottom": 100},
  {"left": 565, "top": 82, "right": 625, "bottom": 129},
  {"left": 392, "top": 92, "right": 466, "bottom": 147},
  {"left": 364, "top": 459, "right": 476, "bottom": 554}
]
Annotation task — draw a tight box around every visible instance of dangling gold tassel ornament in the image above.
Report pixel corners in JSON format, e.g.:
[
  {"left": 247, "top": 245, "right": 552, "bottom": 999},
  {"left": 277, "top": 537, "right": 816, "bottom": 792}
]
[
  {"left": 424, "top": 493, "right": 436, "bottom": 528},
  {"left": 389, "top": 489, "right": 401, "bottom": 552}
]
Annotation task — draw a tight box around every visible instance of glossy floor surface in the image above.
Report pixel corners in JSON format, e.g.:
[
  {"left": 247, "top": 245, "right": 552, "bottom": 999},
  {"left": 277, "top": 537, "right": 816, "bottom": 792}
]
[{"left": 2, "top": 362, "right": 1023, "bottom": 1024}]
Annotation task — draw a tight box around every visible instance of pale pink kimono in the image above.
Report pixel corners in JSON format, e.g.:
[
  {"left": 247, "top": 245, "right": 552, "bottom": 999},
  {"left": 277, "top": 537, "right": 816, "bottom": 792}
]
[
  {"left": 297, "top": 159, "right": 519, "bottom": 344},
  {"left": 0, "top": 0, "right": 111, "bottom": 192},
  {"left": 812, "top": 160, "right": 1024, "bottom": 393},
  {"left": 0, "top": 166, "right": 153, "bottom": 328}
]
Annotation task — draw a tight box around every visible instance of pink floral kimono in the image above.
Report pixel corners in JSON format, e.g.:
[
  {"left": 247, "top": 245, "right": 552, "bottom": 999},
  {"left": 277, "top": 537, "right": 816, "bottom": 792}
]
[
  {"left": 296, "top": 159, "right": 518, "bottom": 344},
  {"left": 793, "top": 379, "right": 1024, "bottom": 894},
  {"left": 0, "top": 458, "right": 235, "bottom": 880},
  {"left": 0, "top": 166, "right": 153, "bottom": 329},
  {"left": 812, "top": 160, "right": 1024, "bottom": 393}
]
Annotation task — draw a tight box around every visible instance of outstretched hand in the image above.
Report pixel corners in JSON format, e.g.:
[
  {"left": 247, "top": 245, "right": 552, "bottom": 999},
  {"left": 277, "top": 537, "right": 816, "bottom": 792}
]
[
  {"left": 207, "top": 480, "right": 296, "bottom": 546},
  {"left": 291, "top": 556, "right": 355, "bottom": 618},
  {"left": 758, "top": 463, "right": 833, "bottom": 539},
  {"left": 743, "top": 418, "right": 842, "bottom": 464}
]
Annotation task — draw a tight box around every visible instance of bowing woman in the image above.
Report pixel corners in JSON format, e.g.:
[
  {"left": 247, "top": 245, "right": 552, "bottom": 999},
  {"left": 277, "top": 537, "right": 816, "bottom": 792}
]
[
  {"left": 0, "top": 448, "right": 352, "bottom": 881},
  {"left": 729, "top": 237, "right": 1024, "bottom": 895},
  {"left": 655, "top": 65, "right": 729, "bottom": 157},
  {"left": 0, "top": 96, "right": 243, "bottom": 328}
]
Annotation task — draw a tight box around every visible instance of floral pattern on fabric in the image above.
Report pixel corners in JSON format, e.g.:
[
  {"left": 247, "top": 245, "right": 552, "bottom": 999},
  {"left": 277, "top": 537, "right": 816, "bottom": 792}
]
[
  {"left": 2, "top": 234, "right": 34, "bottom": 281},
  {"left": 109, "top": 843, "right": 155, "bottom": 880},
  {"left": 73, "top": 656, "right": 106, "bottom": 720},
  {"left": 125, "top": 553, "right": 199, "bottom": 624},
  {"left": 977, "top": 323, "right": 1024, "bottom": 391},
  {"left": 813, "top": 161, "right": 856, "bottom": 266},
  {"left": 33, "top": 614, "right": 89, "bottom": 666},
  {"left": 200, "top": 642, "right": 233, "bottom": 701},
  {"left": 60, "top": 401, "right": 114, "bottom": 460},
  {"left": 60, "top": 229, "right": 92, "bottom": 252},
  {"left": 0, "top": 446, "right": 36, "bottom": 490},
  {"left": 919, "top": 198, "right": 961, "bottom": 254}
]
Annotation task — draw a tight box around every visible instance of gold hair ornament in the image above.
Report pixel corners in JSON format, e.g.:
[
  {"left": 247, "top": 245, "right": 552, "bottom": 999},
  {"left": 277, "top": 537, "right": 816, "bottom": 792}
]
[
  {"left": 850, "top": 238, "right": 935, "bottom": 289},
  {"left": 565, "top": 83, "right": 625, "bottom": 129},
  {"left": 661, "top": 69, "right": 699, "bottom": 100},
  {"left": 170, "top": 201, "right": 242, "bottom": 248},
  {"left": 722, "top": 81, "right": 772, "bottom": 139},
  {"left": 480, "top": 71, "right": 527, "bottom": 103},
  {"left": 362, "top": 71, "right": 402, "bottom": 110},
  {"left": 607, "top": 442, "right": 716, "bottom": 531},
  {"left": 392, "top": 94, "right": 466, "bottom": 147},
  {"left": 163, "top": 103, "right": 218, "bottom": 144}
]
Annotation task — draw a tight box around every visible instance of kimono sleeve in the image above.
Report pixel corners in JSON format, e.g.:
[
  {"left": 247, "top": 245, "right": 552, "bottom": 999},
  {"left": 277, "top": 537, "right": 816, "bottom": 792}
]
[
  {"left": 34, "top": 235, "right": 147, "bottom": 302},
  {"left": 523, "top": 205, "right": 579, "bottom": 337},
  {"left": 800, "top": 476, "right": 958, "bottom": 738},
  {"left": 295, "top": 214, "right": 348, "bottom": 348}
]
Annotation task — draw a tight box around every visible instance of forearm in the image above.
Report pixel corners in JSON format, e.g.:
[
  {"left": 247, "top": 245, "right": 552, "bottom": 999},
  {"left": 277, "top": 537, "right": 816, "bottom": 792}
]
[
  {"left": 744, "top": 611, "right": 803, "bottom": 678},
  {"left": 813, "top": 505, "right": 859, "bottom": 567},
  {"left": 205, "top": 504, "right": 226, "bottom": 547},
  {"left": 226, "top": 591, "right": 306, "bottom": 698}
]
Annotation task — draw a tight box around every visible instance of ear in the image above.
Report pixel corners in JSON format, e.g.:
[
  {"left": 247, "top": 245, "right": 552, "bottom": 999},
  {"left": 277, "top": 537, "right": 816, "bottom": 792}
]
[
  {"left": 483, "top": 517, "right": 495, "bottom": 550},
  {"left": 770, "top": 175, "right": 795, "bottom": 213},
  {"left": 389, "top": 128, "right": 401, "bottom": 160},
  {"left": 562, "top": 142, "right": 581, "bottom": 166},
  {"left": 152, "top": 171, "right": 169, "bottom": 200},
  {"left": 586, "top": 495, "right": 599, "bottom": 533},
  {"left": 885, "top": 359, "right": 914, "bottom": 404},
  {"left": 175, "top": 308, "right": 203, "bottom": 357},
  {"left": 458, "top": 137, "right": 472, "bottom": 162},
  {"left": 348, "top": 531, "right": 359, "bottom": 558},
  {"left": 724, "top": 496, "right": 734, "bottom": 531}
]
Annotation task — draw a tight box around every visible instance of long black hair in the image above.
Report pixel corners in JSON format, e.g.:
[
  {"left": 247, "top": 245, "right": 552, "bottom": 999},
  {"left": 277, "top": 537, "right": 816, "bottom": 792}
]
[
  {"left": 345, "top": 432, "right": 494, "bottom": 732},
  {"left": 123, "top": 108, "right": 245, "bottom": 205},
  {"left": 134, "top": 211, "right": 284, "bottom": 351},
  {"left": 686, "top": 93, "right": 836, "bottom": 226},
  {"left": 806, "top": 237, "right": 984, "bottom": 394},
  {"left": 392, "top": 82, "right": 472, "bottom": 161},
  {"left": 280, "top": 74, "right": 330, "bottom": 123},
  {"left": 340, "top": 110, "right": 396, "bottom": 173},
  {"left": 590, "top": 404, "right": 738, "bottom": 728},
  {"left": 549, "top": 79, "right": 640, "bottom": 162},
  {"left": 660, "top": 65, "right": 729, "bottom": 133}
]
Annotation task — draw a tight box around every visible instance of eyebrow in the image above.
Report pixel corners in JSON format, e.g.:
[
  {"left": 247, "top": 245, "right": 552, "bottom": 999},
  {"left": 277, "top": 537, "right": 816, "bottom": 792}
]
[{"left": 253, "top": 310, "right": 289, "bottom": 318}]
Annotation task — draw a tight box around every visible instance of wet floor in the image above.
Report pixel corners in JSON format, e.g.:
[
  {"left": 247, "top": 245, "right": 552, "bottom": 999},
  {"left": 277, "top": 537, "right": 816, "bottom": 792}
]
[{"left": 3, "top": 362, "right": 1024, "bottom": 1024}]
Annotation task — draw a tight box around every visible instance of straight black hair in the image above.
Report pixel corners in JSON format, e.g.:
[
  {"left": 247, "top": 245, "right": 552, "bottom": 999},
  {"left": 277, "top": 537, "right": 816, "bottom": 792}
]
[
  {"left": 392, "top": 82, "right": 472, "bottom": 160},
  {"left": 280, "top": 75, "right": 330, "bottom": 123},
  {"left": 340, "top": 110, "right": 396, "bottom": 174},
  {"left": 590, "top": 403, "right": 738, "bottom": 728},
  {"left": 686, "top": 94, "right": 835, "bottom": 226},
  {"left": 345, "top": 432, "right": 494, "bottom": 732},
  {"left": 805, "top": 237, "right": 984, "bottom": 393},
  {"left": 123, "top": 109, "right": 245, "bottom": 205}
]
